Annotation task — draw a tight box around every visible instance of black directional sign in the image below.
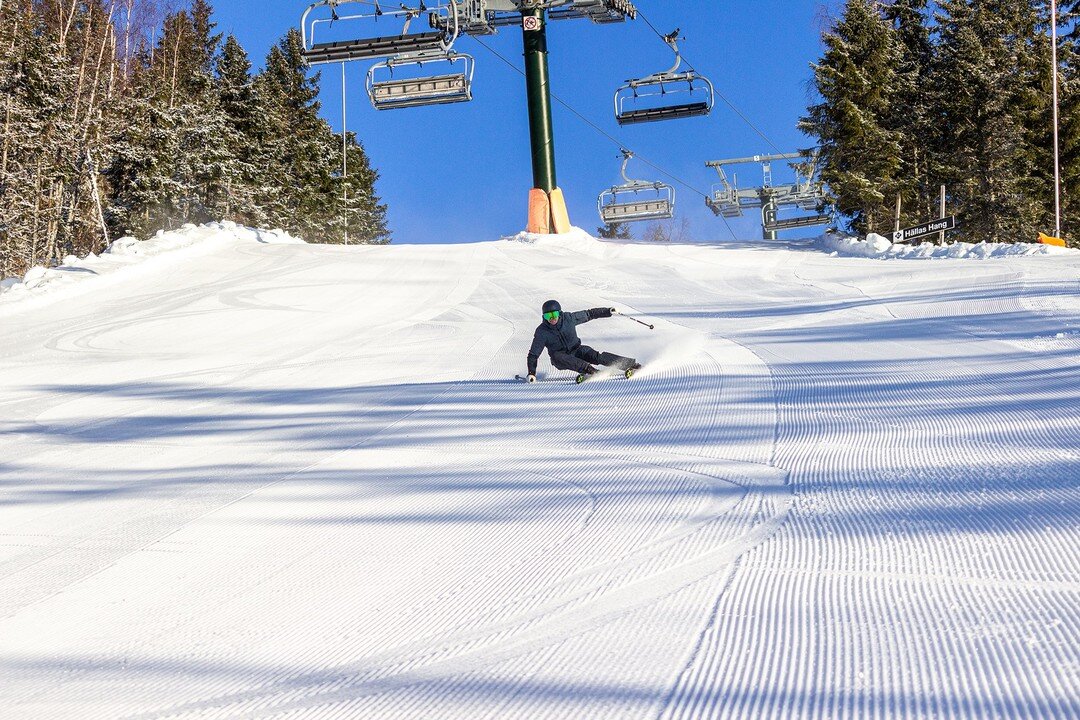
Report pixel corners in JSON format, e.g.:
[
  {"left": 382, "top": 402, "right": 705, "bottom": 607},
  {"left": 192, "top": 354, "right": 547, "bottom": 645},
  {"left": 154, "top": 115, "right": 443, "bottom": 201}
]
[{"left": 892, "top": 216, "right": 957, "bottom": 243}]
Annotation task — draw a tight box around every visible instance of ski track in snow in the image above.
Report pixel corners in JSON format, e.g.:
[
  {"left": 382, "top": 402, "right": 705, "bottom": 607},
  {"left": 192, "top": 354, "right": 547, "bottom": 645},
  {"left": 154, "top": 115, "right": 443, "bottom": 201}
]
[{"left": 0, "top": 227, "right": 1077, "bottom": 718}]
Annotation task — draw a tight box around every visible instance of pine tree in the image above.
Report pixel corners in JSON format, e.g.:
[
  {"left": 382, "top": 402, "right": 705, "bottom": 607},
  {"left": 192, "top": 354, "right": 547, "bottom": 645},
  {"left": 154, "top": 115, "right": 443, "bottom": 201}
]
[
  {"left": 339, "top": 134, "right": 391, "bottom": 244},
  {"left": 216, "top": 34, "right": 263, "bottom": 225},
  {"left": 597, "top": 222, "right": 633, "bottom": 239},
  {"left": 0, "top": 0, "right": 40, "bottom": 277},
  {"left": 104, "top": 45, "right": 178, "bottom": 238},
  {"left": 930, "top": 0, "right": 1047, "bottom": 243},
  {"left": 800, "top": 0, "right": 905, "bottom": 235},
  {"left": 254, "top": 29, "right": 389, "bottom": 244},
  {"left": 1056, "top": 0, "right": 1080, "bottom": 244},
  {"left": 883, "top": 0, "right": 936, "bottom": 224},
  {"left": 1, "top": 0, "right": 118, "bottom": 275},
  {"left": 1020, "top": 3, "right": 1056, "bottom": 239},
  {"left": 253, "top": 30, "right": 327, "bottom": 237}
]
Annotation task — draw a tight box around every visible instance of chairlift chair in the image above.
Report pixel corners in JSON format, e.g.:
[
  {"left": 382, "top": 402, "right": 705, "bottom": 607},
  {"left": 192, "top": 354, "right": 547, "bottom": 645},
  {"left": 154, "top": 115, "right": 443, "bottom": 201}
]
[
  {"left": 300, "top": 0, "right": 460, "bottom": 65},
  {"left": 614, "top": 29, "right": 714, "bottom": 125},
  {"left": 598, "top": 150, "right": 675, "bottom": 224},
  {"left": 367, "top": 51, "right": 474, "bottom": 109}
]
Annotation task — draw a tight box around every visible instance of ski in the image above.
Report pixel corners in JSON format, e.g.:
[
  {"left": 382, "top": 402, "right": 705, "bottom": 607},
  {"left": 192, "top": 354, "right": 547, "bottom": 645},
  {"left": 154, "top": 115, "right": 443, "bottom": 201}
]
[{"left": 576, "top": 366, "right": 640, "bottom": 384}]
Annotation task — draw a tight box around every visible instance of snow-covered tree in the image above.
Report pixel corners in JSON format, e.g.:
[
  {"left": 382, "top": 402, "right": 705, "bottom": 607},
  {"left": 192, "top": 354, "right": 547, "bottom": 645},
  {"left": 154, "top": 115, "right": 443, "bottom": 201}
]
[
  {"left": 216, "top": 34, "right": 263, "bottom": 225},
  {"left": 254, "top": 29, "right": 389, "bottom": 244},
  {"left": 1, "top": 0, "right": 118, "bottom": 276}
]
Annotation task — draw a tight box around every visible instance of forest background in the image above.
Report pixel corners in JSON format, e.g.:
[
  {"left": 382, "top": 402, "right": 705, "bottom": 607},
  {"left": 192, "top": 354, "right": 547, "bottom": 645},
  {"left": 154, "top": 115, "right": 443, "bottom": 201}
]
[{"left": 1, "top": 0, "right": 1077, "bottom": 281}]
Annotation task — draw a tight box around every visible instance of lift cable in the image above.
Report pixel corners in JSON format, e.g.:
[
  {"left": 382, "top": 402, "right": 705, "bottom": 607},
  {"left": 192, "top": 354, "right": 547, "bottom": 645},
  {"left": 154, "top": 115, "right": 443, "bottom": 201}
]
[
  {"left": 633, "top": 5, "right": 785, "bottom": 156},
  {"left": 470, "top": 34, "right": 739, "bottom": 240}
]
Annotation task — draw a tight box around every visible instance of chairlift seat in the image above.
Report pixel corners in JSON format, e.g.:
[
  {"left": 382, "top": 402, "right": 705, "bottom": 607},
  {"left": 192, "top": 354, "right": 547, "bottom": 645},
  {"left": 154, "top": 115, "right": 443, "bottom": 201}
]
[
  {"left": 303, "top": 31, "right": 447, "bottom": 64},
  {"left": 600, "top": 199, "right": 673, "bottom": 223},
  {"left": 366, "top": 52, "right": 474, "bottom": 110},
  {"left": 370, "top": 73, "right": 471, "bottom": 109},
  {"left": 764, "top": 214, "right": 831, "bottom": 233},
  {"left": 616, "top": 101, "right": 710, "bottom": 126},
  {"left": 705, "top": 197, "right": 744, "bottom": 218}
]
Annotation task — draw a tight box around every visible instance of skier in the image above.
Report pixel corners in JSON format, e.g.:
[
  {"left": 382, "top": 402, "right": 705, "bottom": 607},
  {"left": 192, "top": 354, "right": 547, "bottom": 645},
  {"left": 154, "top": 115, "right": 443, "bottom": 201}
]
[{"left": 526, "top": 300, "right": 641, "bottom": 383}]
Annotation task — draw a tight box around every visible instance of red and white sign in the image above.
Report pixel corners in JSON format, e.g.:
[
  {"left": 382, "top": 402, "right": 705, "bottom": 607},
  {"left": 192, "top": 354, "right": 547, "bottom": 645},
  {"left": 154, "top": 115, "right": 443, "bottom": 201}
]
[{"left": 522, "top": 16, "right": 541, "bottom": 31}]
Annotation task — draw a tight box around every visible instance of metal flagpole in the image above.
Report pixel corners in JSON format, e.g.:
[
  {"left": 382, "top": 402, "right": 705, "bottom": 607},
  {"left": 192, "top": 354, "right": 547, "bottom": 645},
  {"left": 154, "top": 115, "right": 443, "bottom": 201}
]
[
  {"left": 342, "top": 61, "right": 349, "bottom": 245},
  {"left": 1052, "top": 0, "right": 1062, "bottom": 238}
]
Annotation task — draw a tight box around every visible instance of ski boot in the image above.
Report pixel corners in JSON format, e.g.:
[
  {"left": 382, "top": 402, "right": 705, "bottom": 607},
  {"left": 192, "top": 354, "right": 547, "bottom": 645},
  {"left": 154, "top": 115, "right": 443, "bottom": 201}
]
[{"left": 575, "top": 366, "right": 599, "bottom": 384}]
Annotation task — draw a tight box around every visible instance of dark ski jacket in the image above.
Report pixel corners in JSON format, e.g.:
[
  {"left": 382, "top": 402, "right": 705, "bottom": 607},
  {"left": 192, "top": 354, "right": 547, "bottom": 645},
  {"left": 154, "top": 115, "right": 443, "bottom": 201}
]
[{"left": 527, "top": 307, "right": 612, "bottom": 375}]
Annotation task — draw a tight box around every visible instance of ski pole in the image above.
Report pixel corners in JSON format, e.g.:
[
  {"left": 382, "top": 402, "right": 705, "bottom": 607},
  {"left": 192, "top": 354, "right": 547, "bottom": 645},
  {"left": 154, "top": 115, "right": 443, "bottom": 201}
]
[{"left": 620, "top": 313, "right": 655, "bottom": 330}]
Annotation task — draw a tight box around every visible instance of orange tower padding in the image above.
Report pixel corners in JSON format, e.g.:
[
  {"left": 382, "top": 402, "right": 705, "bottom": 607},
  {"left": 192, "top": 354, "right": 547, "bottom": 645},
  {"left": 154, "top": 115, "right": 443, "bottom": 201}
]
[
  {"left": 549, "top": 187, "right": 572, "bottom": 234},
  {"left": 527, "top": 188, "right": 551, "bottom": 234},
  {"left": 1038, "top": 232, "right": 1067, "bottom": 247}
]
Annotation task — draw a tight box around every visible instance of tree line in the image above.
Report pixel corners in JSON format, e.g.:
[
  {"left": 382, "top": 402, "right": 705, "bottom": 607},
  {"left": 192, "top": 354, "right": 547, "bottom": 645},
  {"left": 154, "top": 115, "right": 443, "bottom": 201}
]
[
  {"left": 0, "top": 0, "right": 390, "bottom": 280},
  {"left": 802, "top": 0, "right": 1079, "bottom": 246}
]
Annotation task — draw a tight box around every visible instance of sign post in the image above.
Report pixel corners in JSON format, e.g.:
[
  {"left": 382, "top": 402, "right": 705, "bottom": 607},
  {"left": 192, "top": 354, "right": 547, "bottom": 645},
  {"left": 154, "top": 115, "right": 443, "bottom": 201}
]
[{"left": 938, "top": 185, "right": 946, "bottom": 245}]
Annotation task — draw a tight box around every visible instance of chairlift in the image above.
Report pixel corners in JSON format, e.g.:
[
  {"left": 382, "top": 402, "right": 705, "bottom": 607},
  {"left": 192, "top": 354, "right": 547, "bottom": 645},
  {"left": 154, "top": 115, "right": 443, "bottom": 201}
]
[
  {"left": 300, "top": 0, "right": 460, "bottom": 65},
  {"left": 367, "top": 50, "right": 474, "bottom": 109},
  {"left": 614, "top": 29, "right": 714, "bottom": 125},
  {"left": 598, "top": 150, "right": 675, "bottom": 224}
]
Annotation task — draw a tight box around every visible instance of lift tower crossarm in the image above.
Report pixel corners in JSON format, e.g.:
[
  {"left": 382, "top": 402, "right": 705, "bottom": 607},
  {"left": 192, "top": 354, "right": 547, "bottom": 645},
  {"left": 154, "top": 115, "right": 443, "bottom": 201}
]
[
  {"left": 706, "top": 152, "right": 809, "bottom": 168},
  {"left": 476, "top": 1, "right": 634, "bottom": 16}
]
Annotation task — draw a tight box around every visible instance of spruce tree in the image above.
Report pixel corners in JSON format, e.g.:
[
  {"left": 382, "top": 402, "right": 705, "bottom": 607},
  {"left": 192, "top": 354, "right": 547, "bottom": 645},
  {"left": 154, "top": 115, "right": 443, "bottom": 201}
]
[
  {"left": 105, "top": 45, "right": 177, "bottom": 238},
  {"left": 1020, "top": 3, "right": 1056, "bottom": 238},
  {"left": 800, "top": 0, "right": 905, "bottom": 235},
  {"left": 339, "top": 134, "right": 391, "bottom": 244},
  {"left": 883, "top": 0, "right": 936, "bottom": 224},
  {"left": 255, "top": 29, "right": 389, "bottom": 244},
  {"left": 1056, "top": 0, "right": 1080, "bottom": 244},
  {"left": 216, "top": 35, "right": 263, "bottom": 225},
  {"left": 931, "top": 0, "right": 1047, "bottom": 243},
  {"left": 597, "top": 222, "right": 633, "bottom": 239}
]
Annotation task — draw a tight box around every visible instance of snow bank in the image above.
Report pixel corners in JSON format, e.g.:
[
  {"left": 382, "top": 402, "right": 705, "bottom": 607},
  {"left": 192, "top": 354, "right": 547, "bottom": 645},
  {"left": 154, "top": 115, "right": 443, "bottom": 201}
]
[
  {"left": 0, "top": 222, "right": 304, "bottom": 311},
  {"left": 818, "top": 231, "right": 1077, "bottom": 259},
  {"left": 504, "top": 227, "right": 614, "bottom": 260}
]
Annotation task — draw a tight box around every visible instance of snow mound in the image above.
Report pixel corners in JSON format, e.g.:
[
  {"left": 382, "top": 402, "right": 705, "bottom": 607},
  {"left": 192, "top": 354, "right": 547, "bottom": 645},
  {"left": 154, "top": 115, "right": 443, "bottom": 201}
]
[
  {"left": 0, "top": 222, "right": 304, "bottom": 311},
  {"left": 818, "top": 232, "right": 1077, "bottom": 259},
  {"left": 504, "top": 227, "right": 614, "bottom": 260}
]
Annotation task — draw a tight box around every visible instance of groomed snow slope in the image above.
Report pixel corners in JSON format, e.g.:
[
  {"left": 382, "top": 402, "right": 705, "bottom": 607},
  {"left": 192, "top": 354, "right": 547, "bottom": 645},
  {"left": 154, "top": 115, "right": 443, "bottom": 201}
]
[{"left": 0, "top": 225, "right": 1077, "bottom": 719}]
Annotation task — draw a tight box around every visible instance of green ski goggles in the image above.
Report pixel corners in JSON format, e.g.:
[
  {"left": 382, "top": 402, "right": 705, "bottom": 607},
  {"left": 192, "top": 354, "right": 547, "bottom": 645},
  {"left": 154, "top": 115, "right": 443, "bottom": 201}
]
[{"left": 543, "top": 310, "right": 560, "bottom": 321}]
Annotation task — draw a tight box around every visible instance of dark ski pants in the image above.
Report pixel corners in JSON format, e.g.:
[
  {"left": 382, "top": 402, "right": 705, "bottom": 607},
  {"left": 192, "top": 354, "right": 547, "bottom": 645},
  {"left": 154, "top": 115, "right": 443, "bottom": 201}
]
[{"left": 550, "top": 346, "right": 634, "bottom": 374}]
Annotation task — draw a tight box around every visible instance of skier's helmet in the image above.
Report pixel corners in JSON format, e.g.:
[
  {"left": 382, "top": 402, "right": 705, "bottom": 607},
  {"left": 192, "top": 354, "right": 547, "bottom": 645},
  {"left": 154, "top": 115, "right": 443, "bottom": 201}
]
[{"left": 541, "top": 299, "right": 561, "bottom": 321}]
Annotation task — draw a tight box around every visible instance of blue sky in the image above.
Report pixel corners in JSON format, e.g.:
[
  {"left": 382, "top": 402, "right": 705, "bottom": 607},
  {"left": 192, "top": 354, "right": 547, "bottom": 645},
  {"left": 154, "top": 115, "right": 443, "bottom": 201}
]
[{"left": 210, "top": 1, "right": 835, "bottom": 243}]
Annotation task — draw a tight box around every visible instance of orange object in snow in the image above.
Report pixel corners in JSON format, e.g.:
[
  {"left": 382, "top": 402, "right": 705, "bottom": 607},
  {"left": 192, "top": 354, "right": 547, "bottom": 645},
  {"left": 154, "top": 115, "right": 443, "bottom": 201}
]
[{"left": 527, "top": 188, "right": 551, "bottom": 234}]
